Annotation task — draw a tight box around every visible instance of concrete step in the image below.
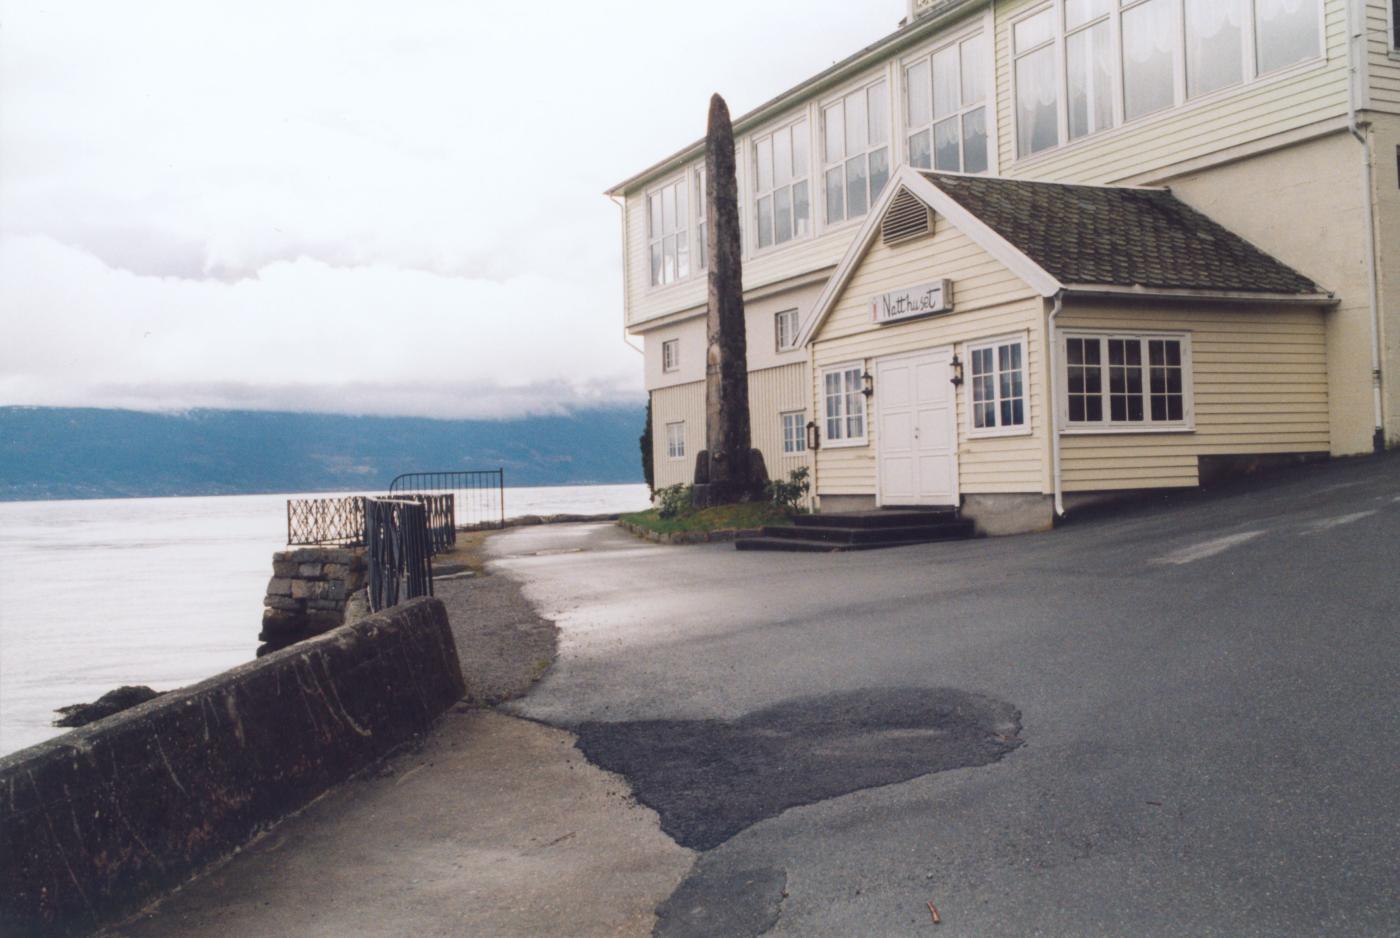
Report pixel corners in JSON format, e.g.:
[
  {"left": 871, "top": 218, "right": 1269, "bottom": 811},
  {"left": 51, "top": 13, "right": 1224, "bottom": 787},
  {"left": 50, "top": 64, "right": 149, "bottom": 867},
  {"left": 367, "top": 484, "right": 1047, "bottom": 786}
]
[
  {"left": 790, "top": 509, "right": 959, "bottom": 529},
  {"left": 758, "top": 520, "right": 974, "bottom": 544}
]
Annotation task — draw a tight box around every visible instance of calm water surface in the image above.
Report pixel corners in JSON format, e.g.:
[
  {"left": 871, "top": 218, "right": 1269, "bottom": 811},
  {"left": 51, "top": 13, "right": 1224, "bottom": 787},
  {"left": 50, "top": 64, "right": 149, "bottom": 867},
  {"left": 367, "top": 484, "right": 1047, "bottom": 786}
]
[{"left": 0, "top": 483, "right": 648, "bottom": 756}]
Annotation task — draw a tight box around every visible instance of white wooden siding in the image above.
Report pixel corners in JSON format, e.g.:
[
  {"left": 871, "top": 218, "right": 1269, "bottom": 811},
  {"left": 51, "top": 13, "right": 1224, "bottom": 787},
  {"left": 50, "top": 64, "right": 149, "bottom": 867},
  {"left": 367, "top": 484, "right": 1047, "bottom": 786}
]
[
  {"left": 810, "top": 219, "right": 1048, "bottom": 498},
  {"left": 993, "top": 0, "right": 1352, "bottom": 185},
  {"left": 1366, "top": 0, "right": 1400, "bottom": 112},
  {"left": 1057, "top": 302, "right": 1331, "bottom": 490},
  {"left": 649, "top": 363, "right": 812, "bottom": 493}
]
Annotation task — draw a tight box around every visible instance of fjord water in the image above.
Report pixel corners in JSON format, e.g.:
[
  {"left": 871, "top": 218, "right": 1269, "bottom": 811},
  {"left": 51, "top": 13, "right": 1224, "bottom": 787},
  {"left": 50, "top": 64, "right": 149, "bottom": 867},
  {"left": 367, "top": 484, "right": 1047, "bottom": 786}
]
[{"left": 0, "top": 484, "right": 649, "bottom": 756}]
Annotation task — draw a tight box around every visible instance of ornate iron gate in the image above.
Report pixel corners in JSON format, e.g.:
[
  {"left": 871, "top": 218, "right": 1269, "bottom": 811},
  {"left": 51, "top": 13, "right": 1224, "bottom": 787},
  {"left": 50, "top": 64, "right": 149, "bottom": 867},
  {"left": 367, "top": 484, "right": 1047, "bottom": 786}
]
[
  {"left": 364, "top": 498, "right": 434, "bottom": 612},
  {"left": 388, "top": 469, "right": 505, "bottom": 529}
]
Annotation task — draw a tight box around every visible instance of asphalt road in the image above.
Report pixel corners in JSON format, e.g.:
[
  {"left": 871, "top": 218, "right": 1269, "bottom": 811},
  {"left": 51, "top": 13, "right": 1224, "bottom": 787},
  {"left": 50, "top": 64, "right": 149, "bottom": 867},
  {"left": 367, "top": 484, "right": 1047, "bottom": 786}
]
[{"left": 494, "top": 453, "right": 1400, "bottom": 937}]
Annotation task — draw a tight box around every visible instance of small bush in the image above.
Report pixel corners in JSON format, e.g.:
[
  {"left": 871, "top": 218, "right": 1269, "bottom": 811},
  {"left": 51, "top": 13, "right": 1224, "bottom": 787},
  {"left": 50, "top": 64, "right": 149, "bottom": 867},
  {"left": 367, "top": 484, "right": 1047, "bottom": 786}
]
[
  {"left": 766, "top": 466, "right": 811, "bottom": 513},
  {"left": 656, "top": 483, "right": 693, "bottom": 519}
]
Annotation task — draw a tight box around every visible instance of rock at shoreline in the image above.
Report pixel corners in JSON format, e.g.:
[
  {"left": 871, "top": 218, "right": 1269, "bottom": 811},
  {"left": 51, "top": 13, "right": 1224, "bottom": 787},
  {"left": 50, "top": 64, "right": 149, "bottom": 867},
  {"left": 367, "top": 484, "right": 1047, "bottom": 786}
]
[{"left": 54, "top": 685, "right": 164, "bottom": 727}]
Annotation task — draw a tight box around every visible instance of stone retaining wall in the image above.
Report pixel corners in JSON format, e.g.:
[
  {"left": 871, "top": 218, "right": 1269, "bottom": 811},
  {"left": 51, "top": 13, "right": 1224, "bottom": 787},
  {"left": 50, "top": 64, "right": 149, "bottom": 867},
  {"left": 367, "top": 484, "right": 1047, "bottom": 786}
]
[
  {"left": 617, "top": 520, "right": 762, "bottom": 545},
  {"left": 0, "top": 597, "right": 465, "bottom": 937},
  {"left": 259, "top": 546, "right": 369, "bottom": 655}
]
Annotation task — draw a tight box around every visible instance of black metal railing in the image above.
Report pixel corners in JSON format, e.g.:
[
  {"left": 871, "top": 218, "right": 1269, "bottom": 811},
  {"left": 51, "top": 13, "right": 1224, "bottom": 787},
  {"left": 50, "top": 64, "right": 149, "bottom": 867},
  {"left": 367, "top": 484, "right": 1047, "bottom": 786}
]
[
  {"left": 287, "top": 496, "right": 366, "bottom": 547},
  {"left": 388, "top": 469, "right": 505, "bottom": 530},
  {"left": 384, "top": 493, "right": 455, "bottom": 554},
  {"left": 365, "top": 498, "right": 434, "bottom": 612}
]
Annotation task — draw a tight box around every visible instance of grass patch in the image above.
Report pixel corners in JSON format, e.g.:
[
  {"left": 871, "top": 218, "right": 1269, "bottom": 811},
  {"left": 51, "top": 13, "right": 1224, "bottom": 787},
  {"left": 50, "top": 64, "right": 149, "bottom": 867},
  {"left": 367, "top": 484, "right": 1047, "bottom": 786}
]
[{"left": 620, "top": 501, "right": 792, "bottom": 535}]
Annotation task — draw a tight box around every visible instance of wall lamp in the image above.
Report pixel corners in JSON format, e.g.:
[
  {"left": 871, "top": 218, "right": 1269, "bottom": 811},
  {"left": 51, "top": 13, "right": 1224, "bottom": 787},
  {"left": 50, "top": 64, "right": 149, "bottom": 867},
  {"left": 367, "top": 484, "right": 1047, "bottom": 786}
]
[
  {"left": 861, "top": 370, "right": 874, "bottom": 397},
  {"left": 949, "top": 353, "right": 964, "bottom": 386}
]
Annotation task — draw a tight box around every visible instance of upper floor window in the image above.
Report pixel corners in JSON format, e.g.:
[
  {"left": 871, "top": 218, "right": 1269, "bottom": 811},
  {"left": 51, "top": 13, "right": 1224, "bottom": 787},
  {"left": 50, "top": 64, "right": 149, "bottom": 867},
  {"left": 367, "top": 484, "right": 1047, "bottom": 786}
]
[
  {"left": 823, "top": 81, "right": 891, "bottom": 224},
  {"left": 695, "top": 167, "right": 708, "bottom": 272},
  {"left": 647, "top": 178, "right": 689, "bottom": 287},
  {"left": 753, "top": 120, "right": 811, "bottom": 250},
  {"left": 906, "top": 34, "right": 988, "bottom": 173},
  {"left": 1014, "top": 0, "right": 1322, "bottom": 160},
  {"left": 775, "top": 309, "right": 799, "bottom": 352},
  {"left": 662, "top": 339, "right": 679, "bottom": 373}
]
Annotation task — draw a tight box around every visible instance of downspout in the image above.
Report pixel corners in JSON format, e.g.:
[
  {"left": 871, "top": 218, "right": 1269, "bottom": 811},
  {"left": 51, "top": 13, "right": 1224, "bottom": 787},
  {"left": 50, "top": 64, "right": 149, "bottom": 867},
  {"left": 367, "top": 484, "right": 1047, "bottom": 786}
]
[
  {"left": 1048, "top": 292, "right": 1065, "bottom": 518},
  {"left": 1346, "top": 0, "right": 1386, "bottom": 451}
]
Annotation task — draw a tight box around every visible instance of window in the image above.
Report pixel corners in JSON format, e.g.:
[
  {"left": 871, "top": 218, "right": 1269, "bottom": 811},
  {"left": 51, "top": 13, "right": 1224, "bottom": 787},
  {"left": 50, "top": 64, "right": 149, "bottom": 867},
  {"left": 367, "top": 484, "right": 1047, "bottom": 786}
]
[
  {"left": 823, "top": 363, "right": 868, "bottom": 444},
  {"left": 662, "top": 339, "right": 678, "bottom": 373},
  {"left": 1393, "top": 0, "right": 1399, "bottom": 51},
  {"left": 906, "top": 34, "right": 989, "bottom": 174},
  {"left": 665, "top": 422, "right": 686, "bottom": 460},
  {"left": 1066, "top": 0, "right": 1115, "bottom": 140},
  {"left": 968, "top": 337, "right": 1028, "bottom": 434},
  {"left": 775, "top": 309, "right": 799, "bottom": 352},
  {"left": 1255, "top": 0, "right": 1321, "bottom": 74},
  {"left": 1186, "top": 0, "right": 1245, "bottom": 98},
  {"left": 1013, "top": 0, "right": 1322, "bottom": 161},
  {"left": 753, "top": 120, "right": 811, "bottom": 249},
  {"left": 824, "top": 82, "right": 890, "bottom": 224},
  {"left": 647, "top": 178, "right": 689, "bottom": 287},
  {"left": 1064, "top": 333, "right": 1191, "bottom": 428},
  {"left": 782, "top": 411, "right": 807, "bottom": 454},
  {"left": 1014, "top": 9, "right": 1059, "bottom": 157},
  {"left": 695, "top": 167, "right": 708, "bottom": 271}
]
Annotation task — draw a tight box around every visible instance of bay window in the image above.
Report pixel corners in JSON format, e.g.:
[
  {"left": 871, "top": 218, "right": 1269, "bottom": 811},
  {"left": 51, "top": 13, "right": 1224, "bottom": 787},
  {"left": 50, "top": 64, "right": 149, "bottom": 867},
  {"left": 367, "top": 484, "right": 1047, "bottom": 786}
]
[
  {"left": 695, "top": 167, "right": 708, "bottom": 271},
  {"left": 824, "top": 81, "right": 891, "bottom": 225},
  {"left": 823, "top": 364, "right": 868, "bottom": 444},
  {"left": 1064, "top": 333, "right": 1191, "bottom": 429},
  {"left": 754, "top": 120, "right": 811, "bottom": 249},
  {"left": 906, "top": 34, "right": 988, "bottom": 174},
  {"left": 1013, "top": 0, "right": 1322, "bottom": 161},
  {"left": 647, "top": 178, "right": 689, "bottom": 287},
  {"left": 968, "top": 337, "right": 1028, "bottom": 434}
]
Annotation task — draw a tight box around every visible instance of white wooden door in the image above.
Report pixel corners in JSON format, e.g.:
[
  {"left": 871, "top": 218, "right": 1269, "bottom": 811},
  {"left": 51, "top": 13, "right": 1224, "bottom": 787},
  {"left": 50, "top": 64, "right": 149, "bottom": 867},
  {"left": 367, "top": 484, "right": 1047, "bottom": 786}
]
[{"left": 876, "top": 348, "right": 958, "bottom": 506}]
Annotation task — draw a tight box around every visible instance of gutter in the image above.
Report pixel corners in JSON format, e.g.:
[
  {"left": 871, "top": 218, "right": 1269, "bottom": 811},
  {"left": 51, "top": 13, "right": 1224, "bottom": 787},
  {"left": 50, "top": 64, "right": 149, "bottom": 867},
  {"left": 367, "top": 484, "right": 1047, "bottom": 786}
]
[
  {"left": 1346, "top": 0, "right": 1386, "bottom": 451},
  {"left": 1047, "top": 292, "right": 1065, "bottom": 518}
]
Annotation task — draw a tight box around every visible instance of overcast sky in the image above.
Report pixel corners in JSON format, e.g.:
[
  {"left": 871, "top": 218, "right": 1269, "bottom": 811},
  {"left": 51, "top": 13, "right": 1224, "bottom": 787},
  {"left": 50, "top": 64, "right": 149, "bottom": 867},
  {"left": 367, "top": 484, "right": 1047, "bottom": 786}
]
[{"left": 0, "top": 0, "right": 901, "bottom": 419}]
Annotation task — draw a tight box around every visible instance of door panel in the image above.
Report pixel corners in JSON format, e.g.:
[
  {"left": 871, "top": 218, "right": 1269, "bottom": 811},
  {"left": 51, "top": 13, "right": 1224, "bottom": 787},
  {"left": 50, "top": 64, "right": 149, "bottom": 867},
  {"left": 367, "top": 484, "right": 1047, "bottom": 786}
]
[{"left": 877, "top": 349, "right": 958, "bottom": 506}]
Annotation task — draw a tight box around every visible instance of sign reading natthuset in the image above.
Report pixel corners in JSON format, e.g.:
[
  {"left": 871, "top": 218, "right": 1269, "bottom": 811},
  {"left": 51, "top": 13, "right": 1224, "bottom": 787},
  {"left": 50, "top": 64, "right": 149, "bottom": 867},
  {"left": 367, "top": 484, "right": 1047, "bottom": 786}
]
[{"left": 871, "top": 279, "right": 953, "bottom": 325}]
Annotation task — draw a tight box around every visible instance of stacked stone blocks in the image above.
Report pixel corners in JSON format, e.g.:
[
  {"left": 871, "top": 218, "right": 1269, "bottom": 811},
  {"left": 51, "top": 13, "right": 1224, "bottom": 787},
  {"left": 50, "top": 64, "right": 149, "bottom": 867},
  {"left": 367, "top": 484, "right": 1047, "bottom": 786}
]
[{"left": 259, "top": 546, "right": 369, "bottom": 654}]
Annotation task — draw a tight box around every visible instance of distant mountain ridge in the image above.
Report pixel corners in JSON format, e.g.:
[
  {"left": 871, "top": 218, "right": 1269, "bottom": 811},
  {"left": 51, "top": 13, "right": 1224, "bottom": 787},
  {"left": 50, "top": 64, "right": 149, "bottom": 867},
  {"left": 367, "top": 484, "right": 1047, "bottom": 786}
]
[{"left": 0, "top": 406, "right": 646, "bottom": 501}]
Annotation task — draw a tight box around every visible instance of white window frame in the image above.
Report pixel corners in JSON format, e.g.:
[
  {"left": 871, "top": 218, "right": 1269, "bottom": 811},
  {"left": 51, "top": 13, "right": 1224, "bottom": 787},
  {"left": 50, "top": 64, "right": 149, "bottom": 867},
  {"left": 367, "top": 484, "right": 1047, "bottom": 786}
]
[
  {"left": 665, "top": 421, "right": 686, "bottom": 460},
  {"left": 775, "top": 309, "right": 799, "bottom": 352},
  {"left": 695, "top": 166, "right": 708, "bottom": 272},
  {"left": 904, "top": 31, "right": 991, "bottom": 174},
  {"left": 1059, "top": 330, "right": 1195, "bottom": 434},
  {"left": 645, "top": 175, "right": 691, "bottom": 288},
  {"left": 822, "top": 361, "right": 870, "bottom": 448},
  {"left": 751, "top": 116, "right": 812, "bottom": 253},
  {"left": 965, "top": 333, "right": 1033, "bottom": 439},
  {"left": 661, "top": 339, "right": 679, "bottom": 373},
  {"left": 1010, "top": 0, "right": 1326, "bottom": 165},
  {"left": 820, "top": 76, "right": 893, "bottom": 228},
  {"left": 781, "top": 410, "right": 808, "bottom": 455}
]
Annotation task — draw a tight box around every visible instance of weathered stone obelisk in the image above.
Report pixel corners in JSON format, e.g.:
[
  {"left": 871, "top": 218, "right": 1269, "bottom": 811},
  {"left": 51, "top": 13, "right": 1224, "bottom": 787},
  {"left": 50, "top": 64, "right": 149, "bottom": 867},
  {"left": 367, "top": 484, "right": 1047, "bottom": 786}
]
[{"left": 692, "top": 93, "right": 768, "bottom": 507}]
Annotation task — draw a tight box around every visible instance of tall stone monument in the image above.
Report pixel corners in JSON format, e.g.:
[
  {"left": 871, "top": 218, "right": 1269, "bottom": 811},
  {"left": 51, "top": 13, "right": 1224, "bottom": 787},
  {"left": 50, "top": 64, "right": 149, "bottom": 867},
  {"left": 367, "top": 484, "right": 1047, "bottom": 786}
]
[{"left": 692, "top": 94, "right": 768, "bottom": 507}]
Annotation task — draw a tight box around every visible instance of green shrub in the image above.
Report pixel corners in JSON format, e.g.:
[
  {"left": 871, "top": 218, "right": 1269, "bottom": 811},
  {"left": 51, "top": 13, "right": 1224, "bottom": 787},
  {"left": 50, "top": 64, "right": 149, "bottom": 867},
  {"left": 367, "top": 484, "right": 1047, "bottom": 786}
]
[
  {"left": 656, "top": 483, "right": 693, "bottom": 519},
  {"left": 766, "top": 466, "right": 810, "bottom": 513}
]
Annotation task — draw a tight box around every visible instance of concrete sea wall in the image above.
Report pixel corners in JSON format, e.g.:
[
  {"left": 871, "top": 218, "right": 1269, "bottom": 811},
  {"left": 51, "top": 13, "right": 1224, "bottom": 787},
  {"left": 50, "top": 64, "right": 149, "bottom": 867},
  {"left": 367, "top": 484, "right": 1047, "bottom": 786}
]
[{"left": 0, "top": 597, "right": 465, "bottom": 937}]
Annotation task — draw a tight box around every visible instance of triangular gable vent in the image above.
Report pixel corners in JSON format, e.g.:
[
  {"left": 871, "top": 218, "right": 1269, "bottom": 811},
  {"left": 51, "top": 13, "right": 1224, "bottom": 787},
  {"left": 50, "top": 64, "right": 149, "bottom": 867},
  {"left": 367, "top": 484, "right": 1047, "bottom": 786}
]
[{"left": 881, "top": 187, "right": 932, "bottom": 245}]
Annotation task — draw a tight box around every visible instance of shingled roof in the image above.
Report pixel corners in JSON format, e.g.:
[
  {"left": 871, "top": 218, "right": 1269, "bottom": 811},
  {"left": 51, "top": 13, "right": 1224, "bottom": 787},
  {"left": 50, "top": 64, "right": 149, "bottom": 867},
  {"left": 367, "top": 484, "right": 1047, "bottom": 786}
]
[{"left": 921, "top": 172, "right": 1324, "bottom": 296}]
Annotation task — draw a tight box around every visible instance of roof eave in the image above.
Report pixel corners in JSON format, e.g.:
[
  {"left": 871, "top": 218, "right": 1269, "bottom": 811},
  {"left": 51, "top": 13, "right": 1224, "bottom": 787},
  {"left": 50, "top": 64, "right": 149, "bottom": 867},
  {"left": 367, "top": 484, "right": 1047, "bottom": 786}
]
[
  {"left": 1059, "top": 283, "right": 1339, "bottom": 306},
  {"left": 604, "top": 0, "right": 987, "bottom": 197}
]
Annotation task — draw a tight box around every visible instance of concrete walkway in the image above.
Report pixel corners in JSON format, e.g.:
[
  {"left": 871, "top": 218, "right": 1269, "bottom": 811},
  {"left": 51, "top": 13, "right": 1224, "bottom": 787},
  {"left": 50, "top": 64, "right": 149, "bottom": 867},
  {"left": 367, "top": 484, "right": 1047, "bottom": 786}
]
[{"left": 109, "top": 561, "right": 693, "bottom": 938}]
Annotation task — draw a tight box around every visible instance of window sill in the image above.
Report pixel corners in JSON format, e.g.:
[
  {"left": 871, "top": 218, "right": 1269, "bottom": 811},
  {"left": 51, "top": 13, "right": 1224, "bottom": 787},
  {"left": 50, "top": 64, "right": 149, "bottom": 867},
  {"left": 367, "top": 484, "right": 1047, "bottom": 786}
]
[
  {"left": 967, "top": 425, "right": 1034, "bottom": 440},
  {"left": 1061, "top": 424, "right": 1195, "bottom": 436},
  {"left": 822, "top": 438, "right": 870, "bottom": 449}
]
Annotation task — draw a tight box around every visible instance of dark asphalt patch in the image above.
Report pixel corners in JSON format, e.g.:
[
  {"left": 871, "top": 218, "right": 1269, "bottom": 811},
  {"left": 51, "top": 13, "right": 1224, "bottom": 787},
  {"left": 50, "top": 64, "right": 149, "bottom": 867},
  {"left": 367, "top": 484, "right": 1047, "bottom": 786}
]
[
  {"left": 574, "top": 687, "right": 1023, "bottom": 851},
  {"left": 652, "top": 863, "right": 786, "bottom": 938}
]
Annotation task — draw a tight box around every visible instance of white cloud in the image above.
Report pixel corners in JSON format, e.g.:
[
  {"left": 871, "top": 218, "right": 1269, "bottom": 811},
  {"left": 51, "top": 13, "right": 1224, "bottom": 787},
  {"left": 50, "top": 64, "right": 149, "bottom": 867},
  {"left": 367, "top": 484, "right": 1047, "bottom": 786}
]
[{"left": 0, "top": 0, "right": 898, "bottom": 418}]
